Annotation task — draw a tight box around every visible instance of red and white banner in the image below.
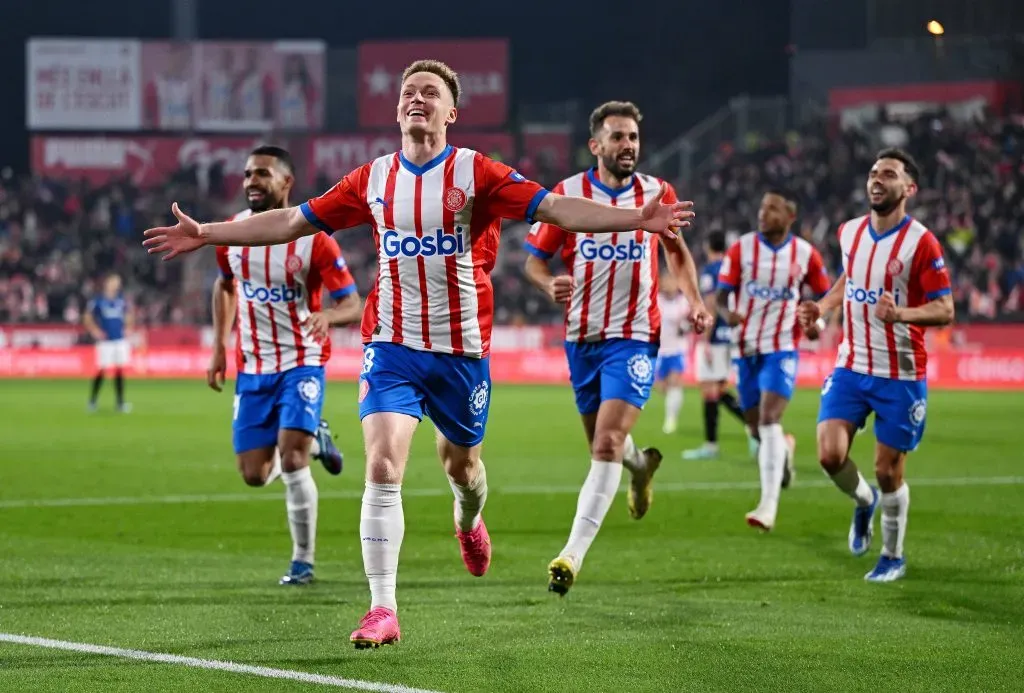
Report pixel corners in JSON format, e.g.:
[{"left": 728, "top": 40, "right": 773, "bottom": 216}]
[
  {"left": 27, "top": 39, "right": 142, "bottom": 130},
  {"left": 357, "top": 39, "right": 509, "bottom": 128},
  {"left": 306, "top": 132, "right": 515, "bottom": 186},
  {"left": 30, "top": 135, "right": 288, "bottom": 188}
]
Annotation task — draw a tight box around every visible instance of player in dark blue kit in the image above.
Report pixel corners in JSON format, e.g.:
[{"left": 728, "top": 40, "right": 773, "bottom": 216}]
[
  {"left": 83, "top": 274, "right": 133, "bottom": 413},
  {"left": 682, "top": 232, "right": 751, "bottom": 460}
]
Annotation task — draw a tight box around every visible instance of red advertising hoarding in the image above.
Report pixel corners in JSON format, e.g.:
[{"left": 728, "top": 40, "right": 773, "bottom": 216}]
[{"left": 357, "top": 39, "right": 509, "bottom": 128}]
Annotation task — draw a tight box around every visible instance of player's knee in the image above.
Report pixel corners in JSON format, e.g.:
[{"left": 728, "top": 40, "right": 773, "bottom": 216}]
[
  {"left": 366, "top": 454, "right": 403, "bottom": 485},
  {"left": 817, "top": 437, "right": 846, "bottom": 474},
  {"left": 591, "top": 429, "right": 626, "bottom": 462},
  {"left": 278, "top": 447, "right": 308, "bottom": 474},
  {"left": 239, "top": 467, "right": 266, "bottom": 487},
  {"left": 873, "top": 457, "right": 901, "bottom": 490}
]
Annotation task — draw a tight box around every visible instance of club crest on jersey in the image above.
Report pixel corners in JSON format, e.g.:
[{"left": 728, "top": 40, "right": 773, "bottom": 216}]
[
  {"left": 886, "top": 258, "right": 905, "bottom": 276},
  {"left": 626, "top": 353, "right": 654, "bottom": 385},
  {"left": 444, "top": 187, "right": 468, "bottom": 213},
  {"left": 789, "top": 262, "right": 803, "bottom": 280},
  {"left": 285, "top": 254, "right": 304, "bottom": 273},
  {"left": 297, "top": 377, "right": 322, "bottom": 404},
  {"left": 469, "top": 381, "right": 489, "bottom": 417},
  {"left": 909, "top": 399, "right": 926, "bottom": 426}
]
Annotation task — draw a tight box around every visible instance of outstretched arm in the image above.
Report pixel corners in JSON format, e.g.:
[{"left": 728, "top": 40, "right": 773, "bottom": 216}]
[
  {"left": 201, "top": 207, "right": 315, "bottom": 246},
  {"left": 533, "top": 184, "right": 693, "bottom": 238}
]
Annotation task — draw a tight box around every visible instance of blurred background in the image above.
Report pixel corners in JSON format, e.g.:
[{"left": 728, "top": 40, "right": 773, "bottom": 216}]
[{"left": 3, "top": 0, "right": 1024, "bottom": 388}]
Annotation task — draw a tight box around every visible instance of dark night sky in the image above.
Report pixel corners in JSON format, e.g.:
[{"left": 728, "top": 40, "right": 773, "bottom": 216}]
[{"left": 0, "top": 0, "right": 791, "bottom": 169}]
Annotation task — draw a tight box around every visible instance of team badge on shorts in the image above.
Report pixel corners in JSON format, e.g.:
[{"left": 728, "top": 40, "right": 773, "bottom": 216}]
[
  {"left": 626, "top": 353, "right": 654, "bottom": 385},
  {"left": 822, "top": 374, "right": 833, "bottom": 395},
  {"left": 781, "top": 357, "right": 797, "bottom": 377},
  {"left": 285, "top": 254, "right": 304, "bottom": 273},
  {"left": 297, "top": 377, "right": 322, "bottom": 404},
  {"left": 909, "top": 398, "right": 926, "bottom": 426},
  {"left": 469, "top": 381, "right": 489, "bottom": 417},
  {"left": 358, "top": 378, "right": 370, "bottom": 403},
  {"left": 444, "top": 187, "right": 468, "bottom": 213}
]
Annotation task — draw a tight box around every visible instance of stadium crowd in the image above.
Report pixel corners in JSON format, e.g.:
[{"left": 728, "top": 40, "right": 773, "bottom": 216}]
[{"left": 3, "top": 108, "right": 1024, "bottom": 327}]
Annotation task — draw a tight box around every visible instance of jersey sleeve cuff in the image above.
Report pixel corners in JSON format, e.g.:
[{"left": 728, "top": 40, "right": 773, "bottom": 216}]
[
  {"left": 926, "top": 287, "right": 952, "bottom": 300},
  {"left": 219, "top": 270, "right": 234, "bottom": 280},
  {"left": 717, "top": 281, "right": 736, "bottom": 291},
  {"left": 524, "top": 188, "right": 550, "bottom": 224},
  {"left": 523, "top": 241, "right": 554, "bottom": 260},
  {"left": 300, "top": 202, "right": 335, "bottom": 234},
  {"left": 330, "top": 283, "right": 358, "bottom": 300}
]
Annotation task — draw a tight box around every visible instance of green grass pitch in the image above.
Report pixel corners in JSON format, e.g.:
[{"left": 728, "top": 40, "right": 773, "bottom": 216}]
[{"left": 0, "top": 379, "right": 1022, "bottom": 692}]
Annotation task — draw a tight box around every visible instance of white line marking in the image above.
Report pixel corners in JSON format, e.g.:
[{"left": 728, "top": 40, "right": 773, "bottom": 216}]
[
  {"left": 0, "top": 633, "right": 444, "bottom": 693},
  {"left": 1, "top": 477, "right": 1021, "bottom": 510}
]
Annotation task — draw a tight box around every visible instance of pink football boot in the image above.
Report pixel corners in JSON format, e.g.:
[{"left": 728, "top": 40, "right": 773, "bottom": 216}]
[
  {"left": 455, "top": 515, "right": 492, "bottom": 577},
  {"left": 350, "top": 607, "right": 401, "bottom": 649}
]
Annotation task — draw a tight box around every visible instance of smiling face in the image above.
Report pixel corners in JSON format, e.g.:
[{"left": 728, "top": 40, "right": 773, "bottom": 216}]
[
  {"left": 243, "top": 154, "right": 292, "bottom": 213},
  {"left": 396, "top": 71, "right": 457, "bottom": 137},
  {"left": 590, "top": 115, "right": 640, "bottom": 179},
  {"left": 867, "top": 157, "right": 917, "bottom": 215},
  {"left": 757, "top": 193, "right": 796, "bottom": 235}
]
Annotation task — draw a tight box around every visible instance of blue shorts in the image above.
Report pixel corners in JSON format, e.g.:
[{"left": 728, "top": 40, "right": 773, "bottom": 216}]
[
  {"left": 564, "top": 339, "right": 659, "bottom": 415},
  {"left": 358, "top": 343, "right": 491, "bottom": 448},
  {"left": 818, "top": 367, "right": 928, "bottom": 452},
  {"left": 233, "top": 365, "right": 325, "bottom": 454},
  {"left": 655, "top": 353, "right": 686, "bottom": 381},
  {"left": 735, "top": 350, "right": 798, "bottom": 412}
]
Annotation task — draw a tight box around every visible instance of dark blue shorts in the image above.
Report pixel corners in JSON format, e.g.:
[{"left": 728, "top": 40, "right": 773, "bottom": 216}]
[
  {"left": 358, "top": 343, "right": 491, "bottom": 448},
  {"left": 233, "top": 365, "right": 325, "bottom": 454},
  {"left": 564, "top": 338, "right": 659, "bottom": 415},
  {"left": 818, "top": 367, "right": 928, "bottom": 452}
]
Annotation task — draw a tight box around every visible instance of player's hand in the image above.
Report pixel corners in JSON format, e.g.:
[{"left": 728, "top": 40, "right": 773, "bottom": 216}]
[
  {"left": 874, "top": 291, "right": 902, "bottom": 323},
  {"left": 639, "top": 184, "right": 695, "bottom": 241},
  {"left": 304, "top": 312, "right": 331, "bottom": 344},
  {"left": 143, "top": 202, "right": 205, "bottom": 261},
  {"left": 206, "top": 348, "right": 227, "bottom": 392},
  {"left": 546, "top": 275, "right": 575, "bottom": 304},
  {"left": 797, "top": 300, "right": 821, "bottom": 329},
  {"left": 689, "top": 302, "right": 711, "bottom": 335}
]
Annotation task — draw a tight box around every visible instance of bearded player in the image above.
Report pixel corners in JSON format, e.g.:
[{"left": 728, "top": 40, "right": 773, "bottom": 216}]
[
  {"left": 717, "top": 188, "right": 831, "bottom": 532},
  {"left": 145, "top": 63, "right": 696, "bottom": 646},
  {"left": 208, "top": 145, "right": 361, "bottom": 586},
  {"left": 524, "top": 101, "right": 709, "bottom": 596},
  {"left": 798, "top": 148, "right": 953, "bottom": 582}
]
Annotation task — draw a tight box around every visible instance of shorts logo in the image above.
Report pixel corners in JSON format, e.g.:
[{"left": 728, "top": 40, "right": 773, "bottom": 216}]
[
  {"left": 358, "top": 378, "right": 370, "bottom": 403},
  {"left": 469, "top": 381, "right": 489, "bottom": 417},
  {"left": 285, "top": 254, "right": 304, "bottom": 273},
  {"left": 909, "top": 399, "right": 926, "bottom": 426},
  {"left": 886, "top": 258, "right": 905, "bottom": 276},
  {"left": 626, "top": 353, "right": 654, "bottom": 385},
  {"left": 822, "top": 375, "right": 833, "bottom": 395},
  {"left": 780, "top": 357, "right": 797, "bottom": 377},
  {"left": 297, "top": 377, "right": 322, "bottom": 404},
  {"left": 361, "top": 348, "right": 376, "bottom": 375},
  {"left": 444, "top": 187, "right": 468, "bottom": 213}
]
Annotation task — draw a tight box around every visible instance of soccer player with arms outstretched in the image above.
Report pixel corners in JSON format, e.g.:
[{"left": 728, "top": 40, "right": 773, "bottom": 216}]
[
  {"left": 798, "top": 148, "right": 953, "bottom": 582},
  {"left": 144, "top": 61, "right": 695, "bottom": 647},
  {"left": 207, "top": 145, "right": 359, "bottom": 585},
  {"left": 717, "top": 189, "right": 831, "bottom": 531},
  {"left": 523, "top": 101, "right": 709, "bottom": 596}
]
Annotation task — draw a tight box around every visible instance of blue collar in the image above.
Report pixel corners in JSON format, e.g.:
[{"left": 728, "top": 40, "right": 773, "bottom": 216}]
[
  {"left": 399, "top": 145, "right": 453, "bottom": 176},
  {"left": 587, "top": 168, "right": 634, "bottom": 199},
  {"left": 757, "top": 232, "right": 792, "bottom": 252},
  {"left": 868, "top": 215, "right": 912, "bottom": 242}
]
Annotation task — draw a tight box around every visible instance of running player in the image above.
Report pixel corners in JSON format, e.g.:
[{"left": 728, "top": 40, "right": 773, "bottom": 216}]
[
  {"left": 523, "top": 100, "right": 709, "bottom": 596},
  {"left": 144, "top": 61, "right": 695, "bottom": 647},
  {"left": 84, "top": 273, "right": 133, "bottom": 413},
  {"left": 683, "top": 232, "right": 753, "bottom": 460},
  {"left": 656, "top": 272, "right": 689, "bottom": 435},
  {"left": 798, "top": 148, "right": 953, "bottom": 582},
  {"left": 717, "top": 189, "right": 831, "bottom": 531},
  {"left": 207, "top": 145, "right": 360, "bottom": 585}
]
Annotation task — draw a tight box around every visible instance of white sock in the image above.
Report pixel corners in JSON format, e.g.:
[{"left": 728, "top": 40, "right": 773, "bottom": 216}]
[
  {"left": 756, "top": 424, "right": 786, "bottom": 515},
  {"left": 829, "top": 460, "right": 875, "bottom": 507},
  {"left": 282, "top": 466, "right": 318, "bottom": 564},
  {"left": 622, "top": 434, "right": 643, "bottom": 474},
  {"left": 360, "top": 482, "right": 404, "bottom": 612},
  {"left": 880, "top": 483, "right": 910, "bottom": 559},
  {"left": 448, "top": 462, "right": 488, "bottom": 532},
  {"left": 664, "top": 387, "right": 683, "bottom": 424},
  {"left": 264, "top": 450, "right": 282, "bottom": 486},
  {"left": 560, "top": 460, "right": 623, "bottom": 571},
  {"left": 309, "top": 438, "right": 321, "bottom": 456}
]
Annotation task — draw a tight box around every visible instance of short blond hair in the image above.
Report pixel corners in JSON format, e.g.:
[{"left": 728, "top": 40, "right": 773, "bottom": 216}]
[
  {"left": 589, "top": 101, "right": 643, "bottom": 137},
  {"left": 401, "top": 59, "right": 461, "bottom": 106}
]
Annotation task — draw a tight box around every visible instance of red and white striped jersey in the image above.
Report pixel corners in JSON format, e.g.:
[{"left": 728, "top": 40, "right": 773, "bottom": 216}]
[
  {"left": 301, "top": 145, "right": 548, "bottom": 358},
  {"left": 524, "top": 169, "right": 671, "bottom": 344},
  {"left": 658, "top": 292, "right": 690, "bottom": 356},
  {"left": 216, "top": 209, "right": 358, "bottom": 375},
  {"left": 719, "top": 232, "right": 831, "bottom": 357},
  {"left": 835, "top": 215, "right": 951, "bottom": 380}
]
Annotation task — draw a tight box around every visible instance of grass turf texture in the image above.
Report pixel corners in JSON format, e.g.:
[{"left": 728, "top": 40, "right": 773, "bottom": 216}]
[{"left": 0, "top": 379, "right": 1022, "bottom": 692}]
